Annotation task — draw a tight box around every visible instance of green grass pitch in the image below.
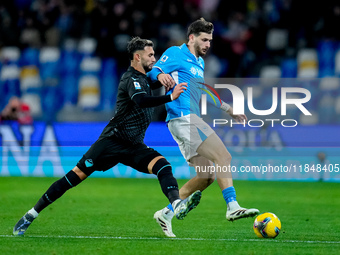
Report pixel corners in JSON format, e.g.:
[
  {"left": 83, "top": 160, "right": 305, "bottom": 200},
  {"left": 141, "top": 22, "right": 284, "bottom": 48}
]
[{"left": 1, "top": 177, "right": 339, "bottom": 255}]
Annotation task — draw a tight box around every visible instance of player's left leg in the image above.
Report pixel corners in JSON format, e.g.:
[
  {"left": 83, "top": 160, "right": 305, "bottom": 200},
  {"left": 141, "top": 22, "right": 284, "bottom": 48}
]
[
  {"left": 147, "top": 156, "right": 201, "bottom": 220},
  {"left": 154, "top": 155, "right": 214, "bottom": 237},
  {"left": 146, "top": 156, "right": 201, "bottom": 237},
  {"left": 13, "top": 167, "right": 86, "bottom": 236},
  {"left": 179, "top": 155, "right": 215, "bottom": 198},
  {"left": 13, "top": 136, "right": 118, "bottom": 236}
]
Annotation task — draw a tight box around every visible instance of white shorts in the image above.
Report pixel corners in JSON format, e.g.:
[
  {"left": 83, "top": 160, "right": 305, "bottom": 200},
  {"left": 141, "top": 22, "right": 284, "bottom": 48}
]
[{"left": 168, "top": 114, "right": 214, "bottom": 162}]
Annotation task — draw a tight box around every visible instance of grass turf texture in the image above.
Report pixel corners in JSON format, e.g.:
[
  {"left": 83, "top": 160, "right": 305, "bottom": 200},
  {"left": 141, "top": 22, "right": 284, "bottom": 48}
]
[{"left": 1, "top": 177, "right": 339, "bottom": 255}]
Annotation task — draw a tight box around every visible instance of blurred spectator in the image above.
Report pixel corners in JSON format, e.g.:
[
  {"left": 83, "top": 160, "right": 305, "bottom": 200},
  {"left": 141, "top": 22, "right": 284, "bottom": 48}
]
[
  {"left": 317, "top": 2, "right": 340, "bottom": 41},
  {"left": 0, "top": 96, "right": 33, "bottom": 124},
  {"left": 19, "top": 12, "right": 42, "bottom": 48}
]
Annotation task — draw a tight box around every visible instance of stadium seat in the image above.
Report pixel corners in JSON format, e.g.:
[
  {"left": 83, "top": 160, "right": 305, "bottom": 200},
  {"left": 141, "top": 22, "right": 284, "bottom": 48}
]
[
  {"left": 77, "top": 56, "right": 101, "bottom": 110},
  {"left": 205, "top": 54, "right": 223, "bottom": 78},
  {"left": 0, "top": 65, "right": 21, "bottom": 109},
  {"left": 100, "top": 58, "right": 118, "bottom": 111},
  {"left": 335, "top": 96, "right": 340, "bottom": 123},
  {"left": 20, "top": 47, "right": 40, "bottom": 67},
  {"left": 39, "top": 47, "right": 61, "bottom": 82},
  {"left": 299, "top": 111, "right": 318, "bottom": 125},
  {"left": 280, "top": 59, "right": 297, "bottom": 78},
  {"left": 78, "top": 75, "right": 100, "bottom": 109},
  {"left": 78, "top": 37, "right": 97, "bottom": 59},
  {"left": 266, "top": 29, "right": 288, "bottom": 50},
  {"left": 319, "top": 77, "right": 340, "bottom": 95},
  {"left": 317, "top": 40, "right": 335, "bottom": 78},
  {"left": 0, "top": 47, "right": 20, "bottom": 65},
  {"left": 80, "top": 57, "right": 101, "bottom": 75},
  {"left": 259, "top": 65, "right": 281, "bottom": 87},
  {"left": 318, "top": 92, "right": 336, "bottom": 124},
  {"left": 59, "top": 40, "right": 80, "bottom": 107},
  {"left": 335, "top": 49, "right": 340, "bottom": 76},
  {"left": 21, "top": 93, "right": 42, "bottom": 118},
  {"left": 60, "top": 39, "right": 80, "bottom": 75},
  {"left": 297, "top": 49, "right": 318, "bottom": 78}
]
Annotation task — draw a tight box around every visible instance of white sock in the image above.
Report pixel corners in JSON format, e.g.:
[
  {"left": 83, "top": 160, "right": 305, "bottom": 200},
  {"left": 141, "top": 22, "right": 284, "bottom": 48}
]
[
  {"left": 227, "top": 201, "right": 241, "bottom": 211},
  {"left": 28, "top": 208, "right": 39, "bottom": 218},
  {"left": 172, "top": 199, "right": 181, "bottom": 210}
]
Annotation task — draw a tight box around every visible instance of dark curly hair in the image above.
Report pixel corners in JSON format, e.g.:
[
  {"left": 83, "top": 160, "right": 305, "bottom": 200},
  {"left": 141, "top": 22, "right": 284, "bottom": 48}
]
[
  {"left": 187, "top": 18, "right": 214, "bottom": 39},
  {"left": 127, "top": 37, "right": 154, "bottom": 60}
]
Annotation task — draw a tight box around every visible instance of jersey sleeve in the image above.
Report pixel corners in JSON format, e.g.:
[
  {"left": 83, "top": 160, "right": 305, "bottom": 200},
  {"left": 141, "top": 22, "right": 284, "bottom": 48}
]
[
  {"left": 126, "top": 77, "right": 147, "bottom": 99},
  {"left": 148, "top": 47, "right": 180, "bottom": 82}
]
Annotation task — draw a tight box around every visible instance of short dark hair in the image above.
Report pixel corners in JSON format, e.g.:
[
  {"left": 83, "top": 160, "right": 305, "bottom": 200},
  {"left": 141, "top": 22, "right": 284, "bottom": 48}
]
[
  {"left": 127, "top": 37, "right": 154, "bottom": 60},
  {"left": 187, "top": 18, "right": 214, "bottom": 39}
]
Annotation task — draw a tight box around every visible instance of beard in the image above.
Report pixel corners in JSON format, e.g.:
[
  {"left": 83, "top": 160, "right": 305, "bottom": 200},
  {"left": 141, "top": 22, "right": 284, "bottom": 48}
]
[
  {"left": 195, "top": 43, "right": 208, "bottom": 57},
  {"left": 142, "top": 61, "right": 154, "bottom": 72}
]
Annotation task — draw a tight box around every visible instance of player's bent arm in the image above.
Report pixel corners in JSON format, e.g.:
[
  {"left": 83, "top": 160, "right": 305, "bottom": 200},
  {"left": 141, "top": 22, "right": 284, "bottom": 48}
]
[
  {"left": 132, "top": 93, "right": 172, "bottom": 108},
  {"left": 132, "top": 82, "right": 187, "bottom": 108},
  {"left": 148, "top": 66, "right": 163, "bottom": 82}
]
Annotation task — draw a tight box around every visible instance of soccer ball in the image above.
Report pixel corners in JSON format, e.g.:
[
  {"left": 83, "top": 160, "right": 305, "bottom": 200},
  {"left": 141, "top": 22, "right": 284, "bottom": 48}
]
[{"left": 253, "top": 212, "right": 281, "bottom": 238}]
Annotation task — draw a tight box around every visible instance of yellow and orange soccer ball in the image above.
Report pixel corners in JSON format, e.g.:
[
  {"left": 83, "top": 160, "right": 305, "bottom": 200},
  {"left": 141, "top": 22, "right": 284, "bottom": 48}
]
[{"left": 253, "top": 212, "right": 281, "bottom": 238}]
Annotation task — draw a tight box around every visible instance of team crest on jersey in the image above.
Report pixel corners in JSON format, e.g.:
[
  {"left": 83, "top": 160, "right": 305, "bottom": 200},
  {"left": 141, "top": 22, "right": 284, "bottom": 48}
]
[
  {"left": 160, "top": 55, "right": 168, "bottom": 62},
  {"left": 134, "top": 82, "right": 141, "bottom": 89},
  {"left": 85, "top": 159, "right": 93, "bottom": 167}
]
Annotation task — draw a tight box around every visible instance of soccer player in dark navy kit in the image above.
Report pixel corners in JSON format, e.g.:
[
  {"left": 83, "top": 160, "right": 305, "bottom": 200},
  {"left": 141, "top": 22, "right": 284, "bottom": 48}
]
[{"left": 13, "top": 37, "right": 201, "bottom": 236}]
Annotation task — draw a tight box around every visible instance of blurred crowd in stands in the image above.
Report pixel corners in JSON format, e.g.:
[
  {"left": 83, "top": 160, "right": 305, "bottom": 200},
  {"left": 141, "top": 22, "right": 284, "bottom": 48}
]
[{"left": 1, "top": 0, "right": 340, "bottom": 123}]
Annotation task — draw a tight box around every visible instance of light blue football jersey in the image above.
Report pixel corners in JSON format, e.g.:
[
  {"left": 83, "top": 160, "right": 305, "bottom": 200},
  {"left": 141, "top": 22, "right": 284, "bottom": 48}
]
[{"left": 148, "top": 43, "right": 206, "bottom": 122}]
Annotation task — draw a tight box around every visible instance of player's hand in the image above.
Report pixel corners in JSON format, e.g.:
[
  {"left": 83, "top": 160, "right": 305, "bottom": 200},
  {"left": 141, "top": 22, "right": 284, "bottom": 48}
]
[
  {"left": 171, "top": 82, "right": 187, "bottom": 100},
  {"left": 227, "top": 107, "right": 248, "bottom": 123},
  {"left": 157, "top": 73, "right": 176, "bottom": 91}
]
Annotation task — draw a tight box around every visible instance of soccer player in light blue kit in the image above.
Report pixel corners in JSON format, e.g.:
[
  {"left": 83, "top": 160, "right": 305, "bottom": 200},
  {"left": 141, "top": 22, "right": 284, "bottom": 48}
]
[{"left": 149, "top": 18, "right": 259, "bottom": 237}]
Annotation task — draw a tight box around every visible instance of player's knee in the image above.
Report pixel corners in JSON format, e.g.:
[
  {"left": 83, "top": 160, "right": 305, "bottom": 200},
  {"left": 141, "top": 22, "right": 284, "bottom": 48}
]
[
  {"left": 65, "top": 170, "right": 82, "bottom": 187},
  {"left": 207, "top": 175, "right": 215, "bottom": 186},
  {"left": 213, "top": 148, "right": 232, "bottom": 163},
  {"left": 151, "top": 158, "right": 173, "bottom": 177}
]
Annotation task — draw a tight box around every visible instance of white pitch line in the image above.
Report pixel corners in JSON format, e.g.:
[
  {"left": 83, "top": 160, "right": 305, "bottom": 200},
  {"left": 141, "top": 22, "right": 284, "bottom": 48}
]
[{"left": 1, "top": 235, "right": 340, "bottom": 244}]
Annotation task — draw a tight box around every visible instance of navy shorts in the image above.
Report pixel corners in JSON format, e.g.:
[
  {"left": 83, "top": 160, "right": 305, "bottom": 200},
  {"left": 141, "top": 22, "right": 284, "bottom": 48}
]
[{"left": 77, "top": 136, "right": 162, "bottom": 176}]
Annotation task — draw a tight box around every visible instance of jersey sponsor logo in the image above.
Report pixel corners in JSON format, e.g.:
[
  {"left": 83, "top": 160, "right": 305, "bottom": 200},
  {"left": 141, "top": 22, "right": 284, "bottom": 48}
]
[
  {"left": 190, "top": 66, "right": 204, "bottom": 77},
  {"left": 187, "top": 59, "right": 193, "bottom": 62},
  {"left": 134, "top": 82, "right": 141, "bottom": 89},
  {"left": 85, "top": 159, "right": 93, "bottom": 167},
  {"left": 160, "top": 55, "right": 168, "bottom": 62},
  {"left": 190, "top": 66, "right": 197, "bottom": 75}
]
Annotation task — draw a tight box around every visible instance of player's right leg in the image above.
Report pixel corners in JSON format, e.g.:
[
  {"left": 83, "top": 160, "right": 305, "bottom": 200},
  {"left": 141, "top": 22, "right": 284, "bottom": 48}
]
[
  {"left": 196, "top": 132, "right": 259, "bottom": 221},
  {"left": 13, "top": 167, "right": 86, "bottom": 236}
]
